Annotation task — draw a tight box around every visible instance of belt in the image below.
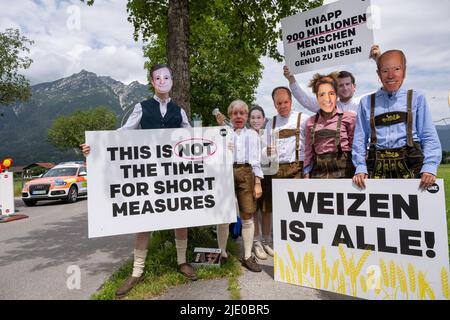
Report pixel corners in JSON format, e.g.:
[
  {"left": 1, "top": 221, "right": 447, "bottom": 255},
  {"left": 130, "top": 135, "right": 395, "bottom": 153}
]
[
  {"left": 375, "top": 146, "right": 408, "bottom": 159},
  {"left": 279, "top": 161, "right": 303, "bottom": 165},
  {"left": 316, "top": 151, "right": 351, "bottom": 160},
  {"left": 233, "top": 163, "right": 251, "bottom": 168}
]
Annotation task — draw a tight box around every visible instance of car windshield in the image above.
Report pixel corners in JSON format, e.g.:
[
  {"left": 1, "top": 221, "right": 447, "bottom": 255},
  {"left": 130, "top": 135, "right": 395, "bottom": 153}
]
[{"left": 42, "top": 168, "right": 78, "bottom": 177}]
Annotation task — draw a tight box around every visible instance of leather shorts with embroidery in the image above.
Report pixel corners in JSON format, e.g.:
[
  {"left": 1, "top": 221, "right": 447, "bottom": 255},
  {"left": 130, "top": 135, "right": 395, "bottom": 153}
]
[
  {"left": 311, "top": 151, "right": 355, "bottom": 179},
  {"left": 367, "top": 143, "right": 424, "bottom": 179}
]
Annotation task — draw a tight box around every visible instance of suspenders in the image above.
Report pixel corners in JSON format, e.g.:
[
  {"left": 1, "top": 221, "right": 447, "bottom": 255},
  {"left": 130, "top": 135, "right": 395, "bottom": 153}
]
[
  {"left": 336, "top": 113, "right": 343, "bottom": 153},
  {"left": 233, "top": 130, "right": 250, "bottom": 164},
  {"left": 406, "top": 90, "right": 414, "bottom": 147},
  {"left": 295, "top": 112, "right": 302, "bottom": 163},
  {"left": 370, "top": 89, "right": 414, "bottom": 147},
  {"left": 367, "top": 90, "right": 422, "bottom": 179},
  {"left": 310, "top": 112, "right": 344, "bottom": 154},
  {"left": 272, "top": 112, "right": 302, "bottom": 163}
]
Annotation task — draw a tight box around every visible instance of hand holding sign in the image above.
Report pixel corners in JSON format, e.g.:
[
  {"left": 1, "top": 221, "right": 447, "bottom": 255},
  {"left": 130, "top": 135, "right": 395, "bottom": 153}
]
[
  {"left": 283, "top": 65, "right": 296, "bottom": 84},
  {"left": 419, "top": 172, "right": 437, "bottom": 190},
  {"left": 369, "top": 44, "right": 381, "bottom": 61},
  {"left": 80, "top": 143, "right": 90, "bottom": 156},
  {"left": 352, "top": 172, "right": 368, "bottom": 189}
]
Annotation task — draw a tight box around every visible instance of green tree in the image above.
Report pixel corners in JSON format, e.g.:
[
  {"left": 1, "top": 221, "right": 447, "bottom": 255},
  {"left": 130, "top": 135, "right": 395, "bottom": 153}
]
[
  {"left": 442, "top": 151, "right": 450, "bottom": 164},
  {"left": 142, "top": 6, "right": 262, "bottom": 125},
  {"left": 0, "top": 28, "right": 34, "bottom": 105},
  {"left": 127, "top": 0, "right": 323, "bottom": 123},
  {"left": 83, "top": 0, "right": 323, "bottom": 123},
  {"left": 47, "top": 106, "right": 117, "bottom": 151}
]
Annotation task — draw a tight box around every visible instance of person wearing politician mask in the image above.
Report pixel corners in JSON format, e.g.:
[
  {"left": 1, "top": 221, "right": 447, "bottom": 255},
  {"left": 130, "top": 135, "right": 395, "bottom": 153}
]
[
  {"left": 303, "top": 73, "right": 356, "bottom": 179},
  {"left": 80, "top": 64, "right": 196, "bottom": 298}
]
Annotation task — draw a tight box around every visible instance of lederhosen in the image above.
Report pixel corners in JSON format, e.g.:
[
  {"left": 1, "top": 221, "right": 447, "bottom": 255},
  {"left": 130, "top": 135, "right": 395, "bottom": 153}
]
[
  {"left": 257, "top": 130, "right": 270, "bottom": 212},
  {"left": 310, "top": 112, "right": 355, "bottom": 179},
  {"left": 263, "top": 113, "right": 303, "bottom": 213},
  {"left": 367, "top": 90, "right": 424, "bottom": 179},
  {"left": 272, "top": 112, "right": 304, "bottom": 179},
  {"left": 232, "top": 131, "right": 256, "bottom": 213}
]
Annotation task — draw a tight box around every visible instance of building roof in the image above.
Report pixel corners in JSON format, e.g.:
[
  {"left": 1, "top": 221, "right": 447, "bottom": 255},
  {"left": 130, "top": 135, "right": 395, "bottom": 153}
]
[
  {"left": 22, "top": 162, "right": 56, "bottom": 171},
  {"left": 8, "top": 166, "right": 25, "bottom": 173}
]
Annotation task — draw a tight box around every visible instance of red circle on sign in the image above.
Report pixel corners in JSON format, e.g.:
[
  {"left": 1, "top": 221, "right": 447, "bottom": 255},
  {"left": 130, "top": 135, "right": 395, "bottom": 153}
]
[{"left": 173, "top": 138, "right": 217, "bottom": 161}]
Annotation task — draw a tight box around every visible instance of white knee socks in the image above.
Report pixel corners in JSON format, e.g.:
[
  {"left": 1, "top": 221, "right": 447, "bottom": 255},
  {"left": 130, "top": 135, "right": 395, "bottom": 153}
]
[
  {"left": 175, "top": 239, "right": 187, "bottom": 265},
  {"left": 241, "top": 219, "right": 254, "bottom": 259},
  {"left": 132, "top": 249, "right": 148, "bottom": 277},
  {"left": 217, "top": 224, "right": 229, "bottom": 258}
]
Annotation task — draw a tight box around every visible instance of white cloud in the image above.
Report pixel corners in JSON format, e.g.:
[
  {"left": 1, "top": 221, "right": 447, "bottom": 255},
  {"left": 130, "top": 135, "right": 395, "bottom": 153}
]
[
  {"left": 25, "top": 51, "right": 71, "bottom": 84},
  {"left": 0, "top": 0, "right": 147, "bottom": 85},
  {"left": 66, "top": 44, "right": 92, "bottom": 61},
  {"left": 74, "top": 45, "right": 146, "bottom": 84}
]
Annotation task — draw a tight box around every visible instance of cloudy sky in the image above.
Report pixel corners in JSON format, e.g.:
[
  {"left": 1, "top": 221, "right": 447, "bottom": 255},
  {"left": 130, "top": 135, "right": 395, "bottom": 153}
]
[{"left": 1, "top": 0, "right": 449, "bottom": 122}]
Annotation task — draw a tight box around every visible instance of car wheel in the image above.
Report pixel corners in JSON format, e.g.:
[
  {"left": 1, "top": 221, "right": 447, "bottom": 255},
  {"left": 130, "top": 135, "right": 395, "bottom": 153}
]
[
  {"left": 65, "top": 185, "right": 78, "bottom": 203},
  {"left": 23, "top": 199, "right": 37, "bottom": 206}
]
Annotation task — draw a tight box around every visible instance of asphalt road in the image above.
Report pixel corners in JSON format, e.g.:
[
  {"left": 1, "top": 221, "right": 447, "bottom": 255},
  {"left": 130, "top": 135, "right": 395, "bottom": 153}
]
[{"left": 0, "top": 198, "right": 134, "bottom": 300}]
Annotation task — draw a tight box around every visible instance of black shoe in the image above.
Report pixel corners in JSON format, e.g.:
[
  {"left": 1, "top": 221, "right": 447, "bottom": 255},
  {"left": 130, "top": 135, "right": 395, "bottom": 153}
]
[
  {"left": 115, "top": 275, "right": 144, "bottom": 298},
  {"left": 178, "top": 263, "right": 198, "bottom": 281},
  {"left": 220, "top": 255, "right": 228, "bottom": 265},
  {"left": 241, "top": 256, "right": 262, "bottom": 272}
]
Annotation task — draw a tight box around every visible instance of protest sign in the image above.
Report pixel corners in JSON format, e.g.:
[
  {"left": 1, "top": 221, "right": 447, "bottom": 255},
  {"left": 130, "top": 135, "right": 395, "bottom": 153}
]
[
  {"left": 86, "top": 126, "right": 236, "bottom": 238},
  {"left": 281, "top": 0, "right": 374, "bottom": 74},
  {"left": 273, "top": 179, "right": 450, "bottom": 300}
]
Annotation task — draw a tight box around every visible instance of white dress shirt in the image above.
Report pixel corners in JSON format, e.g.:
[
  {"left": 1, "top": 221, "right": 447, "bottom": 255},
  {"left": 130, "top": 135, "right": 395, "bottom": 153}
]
[
  {"left": 232, "top": 127, "right": 264, "bottom": 179},
  {"left": 263, "top": 110, "right": 309, "bottom": 163},
  {"left": 119, "top": 96, "right": 191, "bottom": 130},
  {"left": 289, "top": 81, "right": 362, "bottom": 114}
]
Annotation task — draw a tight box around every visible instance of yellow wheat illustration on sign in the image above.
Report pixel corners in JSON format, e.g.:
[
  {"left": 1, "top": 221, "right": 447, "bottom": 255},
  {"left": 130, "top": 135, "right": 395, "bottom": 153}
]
[{"left": 275, "top": 244, "right": 448, "bottom": 300}]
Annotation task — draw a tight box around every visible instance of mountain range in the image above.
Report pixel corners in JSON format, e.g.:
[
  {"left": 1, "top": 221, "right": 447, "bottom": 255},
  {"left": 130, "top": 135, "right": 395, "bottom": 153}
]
[{"left": 0, "top": 70, "right": 151, "bottom": 165}]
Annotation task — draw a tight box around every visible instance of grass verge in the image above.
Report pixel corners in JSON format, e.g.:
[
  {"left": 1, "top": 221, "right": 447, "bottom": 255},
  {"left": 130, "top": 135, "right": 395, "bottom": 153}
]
[
  {"left": 91, "top": 227, "right": 242, "bottom": 300},
  {"left": 437, "top": 164, "right": 450, "bottom": 242}
]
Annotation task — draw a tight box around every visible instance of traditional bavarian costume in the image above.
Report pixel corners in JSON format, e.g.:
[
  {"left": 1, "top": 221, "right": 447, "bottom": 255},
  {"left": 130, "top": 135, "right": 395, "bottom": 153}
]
[
  {"left": 304, "top": 108, "right": 356, "bottom": 179},
  {"left": 263, "top": 111, "right": 308, "bottom": 212},
  {"left": 232, "top": 127, "right": 264, "bottom": 213},
  {"left": 352, "top": 88, "right": 442, "bottom": 179},
  {"left": 367, "top": 90, "right": 424, "bottom": 178},
  {"left": 119, "top": 96, "right": 190, "bottom": 130}
]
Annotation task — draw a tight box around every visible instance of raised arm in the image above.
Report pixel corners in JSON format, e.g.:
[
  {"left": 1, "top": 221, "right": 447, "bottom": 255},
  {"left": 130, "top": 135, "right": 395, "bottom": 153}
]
[
  {"left": 369, "top": 44, "right": 381, "bottom": 62},
  {"left": 283, "top": 66, "right": 320, "bottom": 113}
]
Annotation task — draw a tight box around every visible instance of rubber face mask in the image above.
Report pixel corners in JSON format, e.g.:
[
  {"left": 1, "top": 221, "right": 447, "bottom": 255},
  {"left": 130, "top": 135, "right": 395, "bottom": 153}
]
[{"left": 152, "top": 67, "right": 173, "bottom": 93}]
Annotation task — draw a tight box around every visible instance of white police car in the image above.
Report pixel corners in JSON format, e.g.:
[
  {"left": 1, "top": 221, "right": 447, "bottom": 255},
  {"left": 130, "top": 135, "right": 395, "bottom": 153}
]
[{"left": 21, "top": 161, "right": 87, "bottom": 206}]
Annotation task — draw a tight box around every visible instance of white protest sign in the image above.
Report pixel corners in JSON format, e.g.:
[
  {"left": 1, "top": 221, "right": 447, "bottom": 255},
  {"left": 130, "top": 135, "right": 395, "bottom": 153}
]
[
  {"left": 86, "top": 127, "right": 236, "bottom": 238},
  {"left": 273, "top": 179, "right": 450, "bottom": 300},
  {"left": 281, "top": 0, "right": 374, "bottom": 74},
  {"left": 0, "top": 172, "right": 15, "bottom": 216}
]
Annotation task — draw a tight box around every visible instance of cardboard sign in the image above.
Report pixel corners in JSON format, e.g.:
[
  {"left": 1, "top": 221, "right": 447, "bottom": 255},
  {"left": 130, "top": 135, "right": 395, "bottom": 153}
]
[
  {"left": 273, "top": 179, "right": 450, "bottom": 300},
  {"left": 192, "top": 247, "right": 222, "bottom": 268},
  {"left": 281, "top": 0, "right": 374, "bottom": 74},
  {"left": 86, "top": 127, "right": 237, "bottom": 238}
]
